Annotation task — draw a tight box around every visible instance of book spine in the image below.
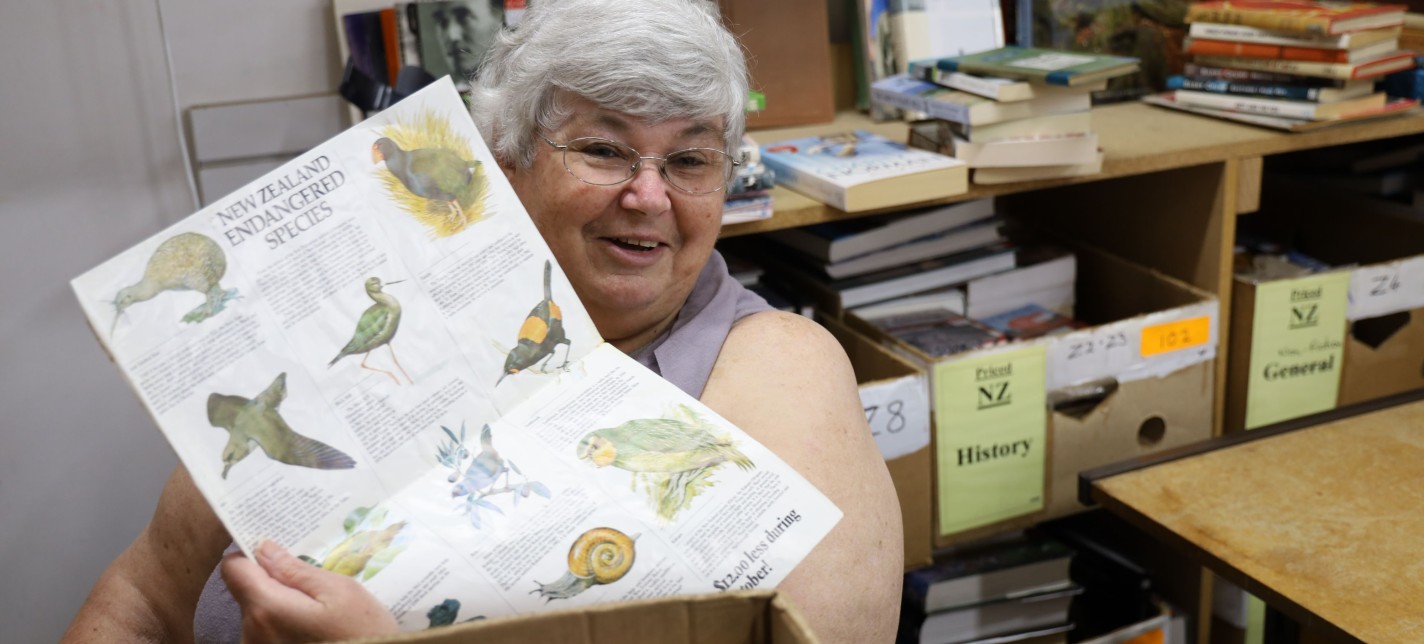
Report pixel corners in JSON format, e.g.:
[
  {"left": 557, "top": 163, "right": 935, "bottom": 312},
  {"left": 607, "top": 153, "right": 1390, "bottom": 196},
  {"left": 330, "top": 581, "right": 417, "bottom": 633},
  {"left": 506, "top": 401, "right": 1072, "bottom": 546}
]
[
  {"left": 1187, "top": 7, "right": 1333, "bottom": 36},
  {"left": 1194, "top": 55, "right": 1352, "bottom": 79},
  {"left": 1190, "top": 22, "right": 1344, "bottom": 47},
  {"left": 1186, "top": 38, "right": 1283, "bottom": 59},
  {"left": 760, "top": 156, "right": 849, "bottom": 212},
  {"left": 1174, "top": 90, "right": 1321, "bottom": 119},
  {"left": 1184, "top": 62, "right": 1314, "bottom": 83},
  {"left": 938, "top": 72, "right": 1008, "bottom": 100},
  {"left": 922, "top": 96, "right": 974, "bottom": 125},
  {"left": 870, "top": 85, "right": 927, "bottom": 114},
  {"left": 1279, "top": 45, "right": 1350, "bottom": 63},
  {"left": 1168, "top": 75, "right": 1323, "bottom": 101}
]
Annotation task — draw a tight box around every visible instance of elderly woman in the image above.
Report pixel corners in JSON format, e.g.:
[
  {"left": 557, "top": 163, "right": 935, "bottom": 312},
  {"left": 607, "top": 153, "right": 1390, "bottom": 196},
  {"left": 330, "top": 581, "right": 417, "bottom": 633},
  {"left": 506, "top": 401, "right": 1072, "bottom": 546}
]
[{"left": 63, "top": 1, "right": 902, "bottom": 642}]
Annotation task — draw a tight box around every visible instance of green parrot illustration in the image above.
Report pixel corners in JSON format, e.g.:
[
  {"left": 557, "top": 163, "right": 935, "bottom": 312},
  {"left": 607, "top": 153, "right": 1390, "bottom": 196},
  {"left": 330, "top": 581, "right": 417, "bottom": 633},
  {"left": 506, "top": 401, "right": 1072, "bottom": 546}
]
[
  {"left": 575, "top": 418, "right": 754, "bottom": 474},
  {"left": 206, "top": 373, "right": 357, "bottom": 478},
  {"left": 312, "top": 520, "right": 407, "bottom": 577}
]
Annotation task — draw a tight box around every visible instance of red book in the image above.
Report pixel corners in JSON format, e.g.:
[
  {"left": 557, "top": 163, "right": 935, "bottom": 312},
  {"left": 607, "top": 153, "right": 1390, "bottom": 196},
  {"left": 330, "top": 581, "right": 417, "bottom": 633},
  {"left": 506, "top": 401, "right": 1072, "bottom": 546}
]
[
  {"left": 1186, "top": 37, "right": 1392, "bottom": 62},
  {"left": 379, "top": 8, "right": 401, "bottom": 86},
  {"left": 1186, "top": 1, "right": 1407, "bottom": 36}
]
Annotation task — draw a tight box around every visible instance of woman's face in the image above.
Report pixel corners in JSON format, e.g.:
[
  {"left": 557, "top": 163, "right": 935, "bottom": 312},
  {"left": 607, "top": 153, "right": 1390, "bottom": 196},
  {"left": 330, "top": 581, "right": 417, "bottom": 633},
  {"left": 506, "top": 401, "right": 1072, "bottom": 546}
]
[{"left": 504, "top": 98, "right": 727, "bottom": 348}]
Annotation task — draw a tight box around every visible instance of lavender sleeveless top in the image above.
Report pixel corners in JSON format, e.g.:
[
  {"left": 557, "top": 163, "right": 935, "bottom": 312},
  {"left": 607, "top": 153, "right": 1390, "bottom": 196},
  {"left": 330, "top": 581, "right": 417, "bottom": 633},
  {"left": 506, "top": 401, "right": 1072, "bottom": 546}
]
[{"left": 192, "top": 250, "right": 770, "bottom": 641}]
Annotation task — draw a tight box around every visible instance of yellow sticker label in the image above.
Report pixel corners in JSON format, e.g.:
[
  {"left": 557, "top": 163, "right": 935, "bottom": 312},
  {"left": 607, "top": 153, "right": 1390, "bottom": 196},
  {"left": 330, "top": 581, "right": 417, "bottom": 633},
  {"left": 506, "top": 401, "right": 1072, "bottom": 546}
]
[{"left": 1140, "top": 316, "right": 1210, "bottom": 357}]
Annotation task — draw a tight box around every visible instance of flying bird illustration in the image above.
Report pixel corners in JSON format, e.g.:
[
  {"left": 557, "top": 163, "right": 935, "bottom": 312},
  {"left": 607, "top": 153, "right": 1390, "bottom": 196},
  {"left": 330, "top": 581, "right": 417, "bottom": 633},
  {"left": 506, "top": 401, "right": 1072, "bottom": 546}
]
[
  {"left": 576, "top": 418, "right": 755, "bottom": 474},
  {"left": 110, "top": 232, "right": 239, "bottom": 335},
  {"left": 451, "top": 425, "right": 508, "bottom": 498},
  {"left": 497, "top": 260, "right": 571, "bottom": 385},
  {"left": 308, "top": 519, "right": 407, "bottom": 577},
  {"left": 207, "top": 373, "right": 357, "bottom": 479},
  {"left": 329, "top": 277, "right": 411, "bottom": 385},
  {"left": 372, "top": 137, "right": 481, "bottom": 227}
]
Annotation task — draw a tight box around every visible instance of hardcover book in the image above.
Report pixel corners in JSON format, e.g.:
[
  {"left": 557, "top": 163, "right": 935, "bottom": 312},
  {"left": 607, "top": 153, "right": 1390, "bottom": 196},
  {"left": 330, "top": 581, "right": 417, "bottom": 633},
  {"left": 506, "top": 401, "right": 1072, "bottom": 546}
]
[
  {"left": 886, "top": 312, "right": 1008, "bottom": 358},
  {"left": 761, "top": 242, "right": 1017, "bottom": 312},
  {"left": 906, "top": 63, "right": 1109, "bottom": 101},
  {"left": 1192, "top": 49, "right": 1416, "bottom": 78},
  {"left": 904, "top": 536, "right": 1075, "bottom": 613},
  {"left": 764, "top": 198, "right": 996, "bottom": 264},
  {"left": 872, "top": 75, "right": 1093, "bottom": 126},
  {"left": 1172, "top": 88, "right": 1386, "bottom": 118},
  {"left": 68, "top": 78, "right": 840, "bottom": 631},
  {"left": 925, "top": 47, "right": 1141, "bottom": 87},
  {"left": 972, "top": 153, "right": 1105, "bottom": 185},
  {"left": 952, "top": 133, "right": 1101, "bottom": 168},
  {"left": 1166, "top": 74, "right": 1376, "bottom": 102},
  {"left": 1183, "top": 36, "right": 1397, "bottom": 62},
  {"left": 981, "top": 304, "right": 1082, "bottom": 339},
  {"left": 817, "top": 219, "right": 1007, "bottom": 280},
  {"left": 1185, "top": 1, "right": 1407, "bottom": 36},
  {"left": 759, "top": 130, "right": 968, "bottom": 213},
  {"left": 1143, "top": 91, "right": 1420, "bottom": 131},
  {"left": 1187, "top": 21, "right": 1402, "bottom": 48}
]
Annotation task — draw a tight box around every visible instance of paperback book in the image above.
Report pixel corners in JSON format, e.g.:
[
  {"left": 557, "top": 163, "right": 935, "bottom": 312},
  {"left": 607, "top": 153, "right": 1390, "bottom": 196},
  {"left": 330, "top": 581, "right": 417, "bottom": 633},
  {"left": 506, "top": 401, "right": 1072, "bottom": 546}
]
[
  {"left": 905, "top": 536, "right": 1076, "bottom": 613},
  {"left": 1166, "top": 74, "right": 1376, "bottom": 102},
  {"left": 69, "top": 78, "right": 840, "bottom": 631},
  {"left": 764, "top": 198, "right": 996, "bottom": 264},
  {"left": 760, "top": 130, "right": 968, "bottom": 212},
  {"left": 924, "top": 47, "right": 1141, "bottom": 87},
  {"left": 1185, "top": 0, "right": 1407, "bottom": 36}
]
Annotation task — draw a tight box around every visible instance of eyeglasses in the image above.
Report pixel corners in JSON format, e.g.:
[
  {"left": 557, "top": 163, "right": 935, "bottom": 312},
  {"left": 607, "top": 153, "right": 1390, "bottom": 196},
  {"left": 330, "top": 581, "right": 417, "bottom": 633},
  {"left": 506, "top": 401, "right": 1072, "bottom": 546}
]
[{"left": 539, "top": 134, "right": 740, "bottom": 195}]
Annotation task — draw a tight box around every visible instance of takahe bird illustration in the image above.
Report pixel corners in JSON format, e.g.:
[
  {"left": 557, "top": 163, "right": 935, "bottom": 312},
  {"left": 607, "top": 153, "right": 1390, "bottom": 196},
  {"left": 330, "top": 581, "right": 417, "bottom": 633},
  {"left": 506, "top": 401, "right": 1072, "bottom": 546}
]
[
  {"left": 206, "top": 373, "right": 357, "bottom": 479},
  {"left": 312, "top": 519, "right": 407, "bottom": 577},
  {"left": 329, "top": 277, "right": 411, "bottom": 385},
  {"left": 451, "top": 425, "right": 509, "bottom": 498},
  {"left": 110, "top": 232, "right": 239, "bottom": 335},
  {"left": 372, "top": 137, "right": 481, "bottom": 228},
  {"left": 575, "top": 417, "right": 755, "bottom": 474},
  {"left": 496, "top": 260, "right": 571, "bottom": 386}
]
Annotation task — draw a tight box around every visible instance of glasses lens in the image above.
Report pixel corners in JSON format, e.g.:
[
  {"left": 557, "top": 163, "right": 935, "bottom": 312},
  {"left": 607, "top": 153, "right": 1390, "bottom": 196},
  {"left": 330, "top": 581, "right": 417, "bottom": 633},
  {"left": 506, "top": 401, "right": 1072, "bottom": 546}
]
[
  {"left": 564, "top": 138, "right": 638, "bottom": 185},
  {"left": 663, "top": 149, "right": 731, "bottom": 194}
]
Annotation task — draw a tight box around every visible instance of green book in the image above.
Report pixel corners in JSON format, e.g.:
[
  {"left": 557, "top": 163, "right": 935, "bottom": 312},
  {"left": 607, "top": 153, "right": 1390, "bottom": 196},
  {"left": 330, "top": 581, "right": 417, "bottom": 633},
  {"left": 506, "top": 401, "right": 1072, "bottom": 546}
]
[{"left": 931, "top": 47, "right": 1140, "bottom": 87}]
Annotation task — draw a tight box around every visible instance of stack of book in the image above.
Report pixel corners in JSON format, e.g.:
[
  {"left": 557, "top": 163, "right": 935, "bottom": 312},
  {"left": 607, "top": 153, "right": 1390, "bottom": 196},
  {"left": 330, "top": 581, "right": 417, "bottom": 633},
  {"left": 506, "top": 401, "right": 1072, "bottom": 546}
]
[
  {"left": 872, "top": 47, "right": 1139, "bottom": 185},
  {"left": 751, "top": 199, "right": 1013, "bottom": 315},
  {"left": 1144, "top": 0, "right": 1418, "bottom": 131},
  {"left": 723, "top": 134, "right": 776, "bottom": 225},
  {"left": 898, "top": 536, "right": 1079, "bottom": 644}
]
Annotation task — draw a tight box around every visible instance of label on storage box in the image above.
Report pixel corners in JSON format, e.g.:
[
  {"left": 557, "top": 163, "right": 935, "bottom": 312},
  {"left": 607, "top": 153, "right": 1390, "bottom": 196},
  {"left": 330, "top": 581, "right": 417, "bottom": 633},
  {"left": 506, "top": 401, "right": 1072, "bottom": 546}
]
[
  {"left": 859, "top": 374, "right": 931, "bottom": 461},
  {"left": 933, "top": 345, "right": 1046, "bottom": 536},
  {"left": 1347, "top": 257, "right": 1424, "bottom": 321},
  {"left": 1046, "top": 301, "right": 1219, "bottom": 390},
  {"left": 1246, "top": 272, "right": 1350, "bottom": 429}
]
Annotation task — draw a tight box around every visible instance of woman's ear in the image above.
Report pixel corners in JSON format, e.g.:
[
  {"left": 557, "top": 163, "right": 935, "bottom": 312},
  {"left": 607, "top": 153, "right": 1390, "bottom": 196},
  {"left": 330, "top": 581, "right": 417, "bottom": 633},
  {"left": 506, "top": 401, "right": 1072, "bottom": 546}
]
[{"left": 498, "top": 156, "right": 517, "bottom": 182}]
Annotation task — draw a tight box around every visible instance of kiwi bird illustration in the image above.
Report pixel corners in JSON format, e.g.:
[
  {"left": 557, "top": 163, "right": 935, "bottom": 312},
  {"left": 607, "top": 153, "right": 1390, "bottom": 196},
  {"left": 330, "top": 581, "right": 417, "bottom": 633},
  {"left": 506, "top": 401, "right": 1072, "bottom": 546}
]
[
  {"left": 497, "top": 260, "right": 571, "bottom": 385},
  {"left": 329, "top": 277, "right": 411, "bottom": 385},
  {"left": 575, "top": 418, "right": 755, "bottom": 474},
  {"left": 451, "top": 424, "right": 508, "bottom": 497},
  {"left": 372, "top": 137, "right": 481, "bottom": 227},
  {"left": 110, "top": 232, "right": 239, "bottom": 335},
  {"left": 311, "top": 520, "right": 407, "bottom": 577},
  {"left": 207, "top": 373, "right": 356, "bottom": 479}
]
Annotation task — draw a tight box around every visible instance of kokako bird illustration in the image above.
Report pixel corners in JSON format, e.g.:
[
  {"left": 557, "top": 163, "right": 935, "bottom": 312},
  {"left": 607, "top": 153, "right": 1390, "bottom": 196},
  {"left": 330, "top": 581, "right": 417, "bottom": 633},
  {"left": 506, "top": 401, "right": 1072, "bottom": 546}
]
[
  {"left": 497, "top": 260, "right": 571, "bottom": 385},
  {"left": 207, "top": 373, "right": 357, "bottom": 478},
  {"left": 575, "top": 418, "right": 755, "bottom": 474},
  {"left": 329, "top": 277, "right": 411, "bottom": 385},
  {"left": 110, "top": 232, "right": 239, "bottom": 335},
  {"left": 372, "top": 137, "right": 480, "bottom": 226},
  {"left": 451, "top": 424, "right": 509, "bottom": 498}
]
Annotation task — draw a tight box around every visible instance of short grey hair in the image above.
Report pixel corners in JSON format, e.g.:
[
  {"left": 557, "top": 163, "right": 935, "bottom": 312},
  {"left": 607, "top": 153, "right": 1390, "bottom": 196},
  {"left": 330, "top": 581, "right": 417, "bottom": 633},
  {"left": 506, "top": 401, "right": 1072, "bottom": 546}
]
[{"left": 470, "top": 0, "right": 749, "bottom": 168}]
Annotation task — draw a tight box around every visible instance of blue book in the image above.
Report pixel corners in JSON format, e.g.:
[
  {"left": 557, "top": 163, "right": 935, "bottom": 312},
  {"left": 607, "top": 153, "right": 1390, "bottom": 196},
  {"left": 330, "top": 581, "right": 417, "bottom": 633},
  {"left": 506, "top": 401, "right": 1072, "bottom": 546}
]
[{"left": 1167, "top": 75, "right": 1372, "bottom": 103}]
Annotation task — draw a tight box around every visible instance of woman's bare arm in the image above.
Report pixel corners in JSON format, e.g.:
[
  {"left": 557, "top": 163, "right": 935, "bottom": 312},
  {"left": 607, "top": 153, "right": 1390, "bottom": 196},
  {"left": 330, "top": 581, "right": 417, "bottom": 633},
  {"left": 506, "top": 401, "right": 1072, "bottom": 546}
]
[
  {"left": 63, "top": 466, "right": 230, "bottom": 644},
  {"left": 702, "top": 310, "right": 903, "bottom": 644}
]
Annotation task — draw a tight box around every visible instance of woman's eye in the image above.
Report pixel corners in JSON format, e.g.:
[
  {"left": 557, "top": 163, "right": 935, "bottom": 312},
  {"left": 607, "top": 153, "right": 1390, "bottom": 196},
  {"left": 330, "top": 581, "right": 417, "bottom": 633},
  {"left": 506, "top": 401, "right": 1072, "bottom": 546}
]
[{"left": 581, "top": 144, "right": 624, "bottom": 159}]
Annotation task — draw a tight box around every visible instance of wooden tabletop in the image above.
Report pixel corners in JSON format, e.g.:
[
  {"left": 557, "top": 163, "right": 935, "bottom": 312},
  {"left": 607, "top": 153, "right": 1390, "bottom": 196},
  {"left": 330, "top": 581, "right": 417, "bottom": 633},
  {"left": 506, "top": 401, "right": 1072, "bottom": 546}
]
[
  {"left": 1086, "top": 396, "right": 1424, "bottom": 643},
  {"left": 724, "top": 102, "right": 1424, "bottom": 237}
]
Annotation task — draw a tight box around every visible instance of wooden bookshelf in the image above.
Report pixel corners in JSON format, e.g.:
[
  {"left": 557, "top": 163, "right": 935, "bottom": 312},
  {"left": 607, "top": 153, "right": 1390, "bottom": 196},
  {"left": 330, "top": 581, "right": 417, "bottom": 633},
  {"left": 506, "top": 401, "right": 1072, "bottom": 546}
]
[
  {"left": 729, "top": 102, "right": 1424, "bottom": 644},
  {"left": 726, "top": 102, "right": 1424, "bottom": 237}
]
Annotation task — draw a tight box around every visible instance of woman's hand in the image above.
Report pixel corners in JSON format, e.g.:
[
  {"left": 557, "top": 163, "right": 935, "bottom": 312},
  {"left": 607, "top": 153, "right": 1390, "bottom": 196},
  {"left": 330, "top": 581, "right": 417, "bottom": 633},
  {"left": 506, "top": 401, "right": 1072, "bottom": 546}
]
[{"left": 222, "top": 541, "right": 399, "bottom": 643}]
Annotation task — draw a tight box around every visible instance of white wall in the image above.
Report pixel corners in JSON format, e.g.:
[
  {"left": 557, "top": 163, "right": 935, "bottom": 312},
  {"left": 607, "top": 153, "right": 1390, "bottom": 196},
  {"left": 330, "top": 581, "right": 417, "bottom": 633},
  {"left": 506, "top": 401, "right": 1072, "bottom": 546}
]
[{"left": 0, "top": 1, "right": 333, "bottom": 640}]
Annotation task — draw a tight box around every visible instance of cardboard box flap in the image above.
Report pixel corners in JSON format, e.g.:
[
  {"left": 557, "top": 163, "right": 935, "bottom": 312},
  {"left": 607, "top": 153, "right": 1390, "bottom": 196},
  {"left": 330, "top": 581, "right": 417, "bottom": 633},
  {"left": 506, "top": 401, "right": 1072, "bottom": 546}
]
[{"left": 359, "top": 590, "right": 818, "bottom": 644}]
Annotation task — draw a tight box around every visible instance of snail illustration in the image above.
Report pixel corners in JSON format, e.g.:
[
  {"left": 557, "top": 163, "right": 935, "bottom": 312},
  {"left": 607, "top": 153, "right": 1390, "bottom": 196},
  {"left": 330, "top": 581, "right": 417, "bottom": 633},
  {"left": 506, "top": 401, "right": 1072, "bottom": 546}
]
[{"left": 532, "top": 527, "right": 639, "bottom": 601}]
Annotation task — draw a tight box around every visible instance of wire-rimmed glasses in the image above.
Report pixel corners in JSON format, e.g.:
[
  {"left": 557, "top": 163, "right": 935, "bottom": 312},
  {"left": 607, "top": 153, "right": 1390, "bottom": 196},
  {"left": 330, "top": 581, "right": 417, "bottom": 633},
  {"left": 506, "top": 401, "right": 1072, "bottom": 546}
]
[{"left": 539, "top": 134, "right": 740, "bottom": 195}]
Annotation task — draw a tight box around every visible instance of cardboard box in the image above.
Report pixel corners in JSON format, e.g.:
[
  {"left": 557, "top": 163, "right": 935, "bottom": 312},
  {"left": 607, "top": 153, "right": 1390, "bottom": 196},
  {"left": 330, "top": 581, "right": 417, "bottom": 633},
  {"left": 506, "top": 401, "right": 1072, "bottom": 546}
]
[
  {"left": 1226, "top": 176, "right": 1424, "bottom": 429},
  {"left": 847, "top": 244, "right": 1218, "bottom": 546},
  {"left": 818, "top": 315, "right": 934, "bottom": 571},
  {"left": 717, "top": 0, "right": 835, "bottom": 128},
  {"left": 363, "top": 590, "right": 818, "bottom": 644}
]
